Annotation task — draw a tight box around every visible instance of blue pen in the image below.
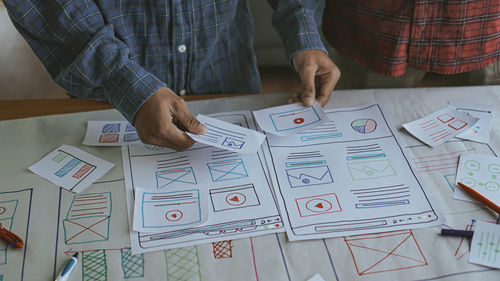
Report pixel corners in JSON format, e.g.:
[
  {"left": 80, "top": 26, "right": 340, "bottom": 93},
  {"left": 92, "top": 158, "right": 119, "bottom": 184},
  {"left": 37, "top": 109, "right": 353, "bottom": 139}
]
[{"left": 55, "top": 252, "right": 78, "bottom": 281}]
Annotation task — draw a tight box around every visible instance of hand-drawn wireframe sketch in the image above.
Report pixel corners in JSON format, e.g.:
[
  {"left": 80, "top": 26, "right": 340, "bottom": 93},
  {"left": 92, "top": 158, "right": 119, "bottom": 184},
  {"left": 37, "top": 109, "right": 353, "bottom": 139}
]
[
  {"left": 123, "top": 112, "right": 283, "bottom": 254},
  {"left": 212, "top": 240, "right": 233, "bottom": 259},
  {"left": 448, "top": 101, "right": 495, "bottom": 143},
  {"left": 253, "top": 102, "right": 327, "bottom": 136},
  {"left": 207, "top": 159, "right": 248, "bottom": 182},
  {"left": 84, "top": 121, "right": 142, "bottom": 146},
  {"left": 469, "top": 221, "right": 500, "bottom": 268},
  {"left": 165, "top": 247, "right": 201, "bottom": 281},
  {"left": 344, "top": 230, "right": 428, "bottom": 275},
  {"left": 403, "top": 106, "right": 478, "bottom": 147},
  {"left": 82, "top": 250, "right": 108, "bottom": 281},
  {"left": 286, "top": 165, "right": 334, "bottom": 188},
  {"left": 264, "top": 104, "right": 441, "bottom": 240},
  {"left": 297, "top": 119, "right": 342, "bottom": 142},
  {"left": 209, "top": 184, "right": 260, "bottom": 212},
  {"left": 295, "top": 193, "right": 341, "bottom": 217},
  {"left": 63, "top": 192, "right": 112, "bottom": 245},
  {"left": 155, "top": 167, "right": 197, "bottom": 189},
  {"left": 0, "top": 189, "right": 32, "bottom": 281},
  {"left": 135, "top": 189, "right": 204, "bottom": 231},
  {"left": 120, "top": 248, "right": 144, "bottom": 278},
  {"left": 351, "top": 119, "right": 377, "bottom": 134},
  {"left": 347, "top": 159, "right": 397, "bottom": 180}
]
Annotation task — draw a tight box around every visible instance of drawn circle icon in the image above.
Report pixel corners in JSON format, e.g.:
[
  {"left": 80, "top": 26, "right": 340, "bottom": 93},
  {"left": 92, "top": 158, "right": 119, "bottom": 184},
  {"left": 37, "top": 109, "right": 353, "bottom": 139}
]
[
  {"left": 165, "top": 210, "right": 183, "bottom": 222},
  {"left": 225, "top": 192, "right": 246, "bottom": 206},
  {"left": 485, "top": 181, "right": 500, "bottom": 191},
  {"left": 351, "top": 119, "right": 377, "bottom": 134},
  {"left": 293, "top": 118, "right": 305, "bottom": 124},
  {"left": 305, "top": 198, "right": 333, "bottom": 213},
  {"left": 0, "top": 207, "right": 5, "bottom": 216},
  {"left": 464, "top": 160, "right": 480, "bottom": 171},
  {"left": 488, "top": 164, "right": 500, "bottom": 174},
  {"left": 302, "top": 178, "right": 310, "bottom": 184},
  {"left": 460, "top": 177, "right": 476, "bottom": 187}
]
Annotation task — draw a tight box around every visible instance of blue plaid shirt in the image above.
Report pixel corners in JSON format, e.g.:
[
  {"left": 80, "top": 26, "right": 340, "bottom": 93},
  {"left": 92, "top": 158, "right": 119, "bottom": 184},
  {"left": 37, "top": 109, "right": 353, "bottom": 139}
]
[{"left": 4, "top": 0, "right": 326, "bottom": 122}]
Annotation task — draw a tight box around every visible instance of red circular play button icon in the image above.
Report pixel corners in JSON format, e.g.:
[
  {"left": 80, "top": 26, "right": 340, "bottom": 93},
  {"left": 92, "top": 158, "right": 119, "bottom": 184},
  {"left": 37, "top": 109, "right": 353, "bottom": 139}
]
[
  {"left": 165, "top": 210, "right": 183, "bottom": 221},
  {"left": 305, "top": 199, "right": 333, "bottom": 213},
  {"left": 293, "top": 118, "right": 305, "bottom": 124},
  {"left": 225, "top": 192, "right": 246, "bottom": 206}
]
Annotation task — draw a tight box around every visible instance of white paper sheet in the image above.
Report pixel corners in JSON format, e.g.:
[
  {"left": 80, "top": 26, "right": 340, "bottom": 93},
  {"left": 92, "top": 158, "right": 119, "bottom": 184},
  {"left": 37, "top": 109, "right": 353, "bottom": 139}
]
[
  {"left": 448, "top": 101, "right": 495, "bottom": 144},
  {"left": 83, "top": 120, "right": 141, "bottom": 146},
  {"left": 263, "top": 103, "right": 442, "bottom": 240},
  {"left": 123, "top": 111, "right": 283, "bottom": 254},
  {"left": 132, "top": 186, "right": 208, "bottom": 232},
  {"left": 28, "top": 144, "right": 114, "bottom": 193},
  {"left": 187, "top": 114, "right": 266, "bottom": 154},
  {"left": 253, "top": 102, "right": 328, "bottom": 136},
  {"left": 469, "top": 221, "right": 500, "bottom": 269},
  {"left": 403, "top": 107, "right": 478, "bottom": 147},
  {"left": 453, "top": 153, "right": 500, "bottom": 206}
]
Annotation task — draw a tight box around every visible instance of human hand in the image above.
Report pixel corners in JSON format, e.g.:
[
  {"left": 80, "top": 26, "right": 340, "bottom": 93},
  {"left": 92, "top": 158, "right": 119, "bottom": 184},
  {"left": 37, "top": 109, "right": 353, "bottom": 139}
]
[
  {"left": 133, "top": 87, "right": 207, "bottom": 151},
  {"left": 288, "top": 49, "right": 340, "bottom": 106}
]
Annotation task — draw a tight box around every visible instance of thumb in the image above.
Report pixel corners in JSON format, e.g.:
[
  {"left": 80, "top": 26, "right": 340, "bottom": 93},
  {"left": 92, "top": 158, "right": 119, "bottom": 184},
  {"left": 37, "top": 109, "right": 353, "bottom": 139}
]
[
  {"left": 177, "top": 108, "right": 207, "bottom": 135},
  {"left": 298, "top": 66, "right": 317, "bottom": 106}
]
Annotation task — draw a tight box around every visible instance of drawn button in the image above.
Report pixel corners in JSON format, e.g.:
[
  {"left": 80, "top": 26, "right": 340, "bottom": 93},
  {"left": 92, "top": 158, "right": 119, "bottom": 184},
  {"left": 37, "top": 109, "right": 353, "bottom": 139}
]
[
  {"left": 305, "top": 198, "right": 333, "bottom": 213},
  {"left": 225, "top": 192, "right": 246, "bottom": 206},
  {"left": 293, "top": 118, "right": 305, "bottom": 124},
  {"left": 165, "top": 210, "right": 183, "bottom": 222}
]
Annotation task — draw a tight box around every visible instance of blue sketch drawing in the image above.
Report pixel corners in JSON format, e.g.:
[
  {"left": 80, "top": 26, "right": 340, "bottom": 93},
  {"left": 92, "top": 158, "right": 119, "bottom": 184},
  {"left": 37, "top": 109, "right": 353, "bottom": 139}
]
[
  {"left": 347, "top": 159, "right": 397, "bottom": 180},
  {"left": 286, "top": 165, "right": 334, "bottom": 188},
  {"left": 0, "top": 199, "right": 18, "bottom": 265},
  {"left": 125, "top": 123, "right": 136, "bottom": 132},
  {"left": 55, "top": 158, "right": 82, "bottom": 178},
  {"left": 270, "top": 106, "right": 321, "bottom": 132},
  {"left": 121, "top": 248, "right": 144, "bottom": 278},
  {"left": 142, "top": 189, "right": 201, "bottom": 228},
  {"left": 221, "top": 137, "right": 245, "bottom": 149},
  {"left": 62, "top": 192, "right": 111, "bottom": 245},
  {"left": 207, "top": 159, "right": 248, "bottom": 182},
  {"left": 123, "top": 133, "right": 139, "bottom": 142},
  {"left": 155, "top": 167, "right": 197, "bottom": 189},
  {"left": 102, "top": 123, "right": 120, "bottom": 133}
]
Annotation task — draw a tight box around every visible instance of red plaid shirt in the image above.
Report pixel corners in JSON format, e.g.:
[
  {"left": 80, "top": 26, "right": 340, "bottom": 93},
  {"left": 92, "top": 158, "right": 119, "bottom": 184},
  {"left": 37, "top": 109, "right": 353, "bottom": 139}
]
[{"left": 322, "top": 1, "right": 500, "bottom": 77}]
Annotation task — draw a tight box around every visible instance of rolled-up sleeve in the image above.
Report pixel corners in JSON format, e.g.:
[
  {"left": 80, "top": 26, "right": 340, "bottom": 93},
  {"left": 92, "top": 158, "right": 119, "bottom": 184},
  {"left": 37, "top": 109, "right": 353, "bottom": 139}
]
[
  {"left": 4, "top": 1, "right": 165, "bottom": 122},
  {"left": 268, "top": 0, "right": 327, "bottom": 63}
]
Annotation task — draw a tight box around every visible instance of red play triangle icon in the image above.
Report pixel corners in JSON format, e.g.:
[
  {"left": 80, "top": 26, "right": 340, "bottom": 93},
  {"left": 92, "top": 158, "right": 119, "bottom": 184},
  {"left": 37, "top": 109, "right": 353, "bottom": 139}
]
[
  {"left": 230, "top": 196, "right": 239, "bottom": 202},
  {"left": 172, "top": 214, "right": 177, "bottom": 218},
  {"left": 315, "top": 203, "right": 324, "bottom": 209}
]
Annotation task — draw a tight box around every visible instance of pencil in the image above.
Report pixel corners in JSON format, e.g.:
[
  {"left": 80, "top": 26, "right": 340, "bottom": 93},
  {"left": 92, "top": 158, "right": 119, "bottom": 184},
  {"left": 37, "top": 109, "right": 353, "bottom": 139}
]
[{"left": 457, "top": 182, "right": 500, "bottom": 214}]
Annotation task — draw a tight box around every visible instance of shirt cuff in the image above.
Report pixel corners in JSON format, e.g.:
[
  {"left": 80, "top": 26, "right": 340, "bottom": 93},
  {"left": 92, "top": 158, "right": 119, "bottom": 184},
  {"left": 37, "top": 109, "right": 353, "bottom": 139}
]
[{"left": 103, "top": 59, "right": 166, "bottom": 123}]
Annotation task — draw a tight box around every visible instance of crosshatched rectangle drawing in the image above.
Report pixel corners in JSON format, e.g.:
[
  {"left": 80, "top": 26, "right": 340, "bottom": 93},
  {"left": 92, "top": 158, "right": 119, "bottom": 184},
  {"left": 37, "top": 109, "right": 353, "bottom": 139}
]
[
  {"left": 121, "top": 248, "right": 144, "bottom": 278},
  {"left": 295, "top": 193, "right": 341, "bottom": 217},
  {"left": 63, "top": 192, "right": 111, "bottom": 245},
  {"left": 286, "top": 165, "right": 333, "bottom": 188},
  {"left": 123, "top": 133, "right": 139, "bottom": 142},
  {"left": 141, "top": 189, "right": 202, "bottom": 228},
  {"left": 207, "top": 159, "right": 248, "bottom": 182},
  {"left": 156, "top": 167, "right": 197, "bottom": 189},
  {"left": 102, "top": 123, "right": 121, "bottom": 133},
  {"left": 209, "top": 184, "right": 260, "bottom": 212},
  {"left": 212, "top": 240, "right": 233, "bottom": 259},
  {"left": 99, "top": 133, "right": 119, "bottom": 143},
  {"left": 347, "top": 159, "right": 397, "bottom": 180},
  {"left": 344, "top": 230, "right": 428, "bottom": 275},
  {"left": 82, "top": 250, "right": 108, "bottom": 281},
  {"left": 270, "top": 106, "right": 321, "bottom": 132}
]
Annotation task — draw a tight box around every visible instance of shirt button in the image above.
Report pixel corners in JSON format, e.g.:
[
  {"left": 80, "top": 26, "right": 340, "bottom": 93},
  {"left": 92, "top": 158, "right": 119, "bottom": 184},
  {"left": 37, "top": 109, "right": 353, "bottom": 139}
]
[
  {"left": 179, "top": 89, "right": 187, "bottom": 96},
  {"left": 178, "top": 44, "right": 186, "bottom": 53}
]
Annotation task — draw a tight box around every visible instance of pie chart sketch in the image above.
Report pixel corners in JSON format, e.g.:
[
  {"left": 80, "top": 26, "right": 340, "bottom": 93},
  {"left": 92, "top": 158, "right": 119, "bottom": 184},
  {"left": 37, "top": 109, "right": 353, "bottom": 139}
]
[{"left": 351, "top": 119, "right": 377, "bottom": 134}]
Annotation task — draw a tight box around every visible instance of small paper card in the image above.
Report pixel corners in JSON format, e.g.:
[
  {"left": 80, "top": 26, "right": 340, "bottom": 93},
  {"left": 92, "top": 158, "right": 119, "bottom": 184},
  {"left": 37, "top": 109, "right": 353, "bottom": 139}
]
[
  {"left": 253, "top": 102, "right": 328, "bottom": 136},
  {"left": 448, "top": 101, "right": 494, "bottom": 144},
  {"left": 187, "top": 114, "right": 266, "bottom": 153},
  {"left": 453, "top": 153, "right": 500, "bottom": 206},
  {"left": 83, "top": 121, "right": 141, "bottom": 146},
  {"left": 403, "top": 107, "right": 478, "bottom": 147},
  {"left": 29, "top": 145, "right": 114, "bottom": 193},
  {"left": 133, "top": 186, "right": 208, "bottom": 232},
  {"left": 469, "top": 221, "right": 500, "bottom": 269}
]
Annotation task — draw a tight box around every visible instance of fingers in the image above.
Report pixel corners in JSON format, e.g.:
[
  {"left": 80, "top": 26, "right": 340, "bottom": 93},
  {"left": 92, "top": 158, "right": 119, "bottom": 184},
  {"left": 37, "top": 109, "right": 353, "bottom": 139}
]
[
  {"left": 316, "top": 68, "right": 340, "bottom": 106},
  {"left": 298, "top": 65, "right": 317, "bottom": 107},
  {"left": 174, "top": 100, "right": 208, "bottom": 135},
  {"left": 287, "top": 93, "right": 300, "bottom": 104}
]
